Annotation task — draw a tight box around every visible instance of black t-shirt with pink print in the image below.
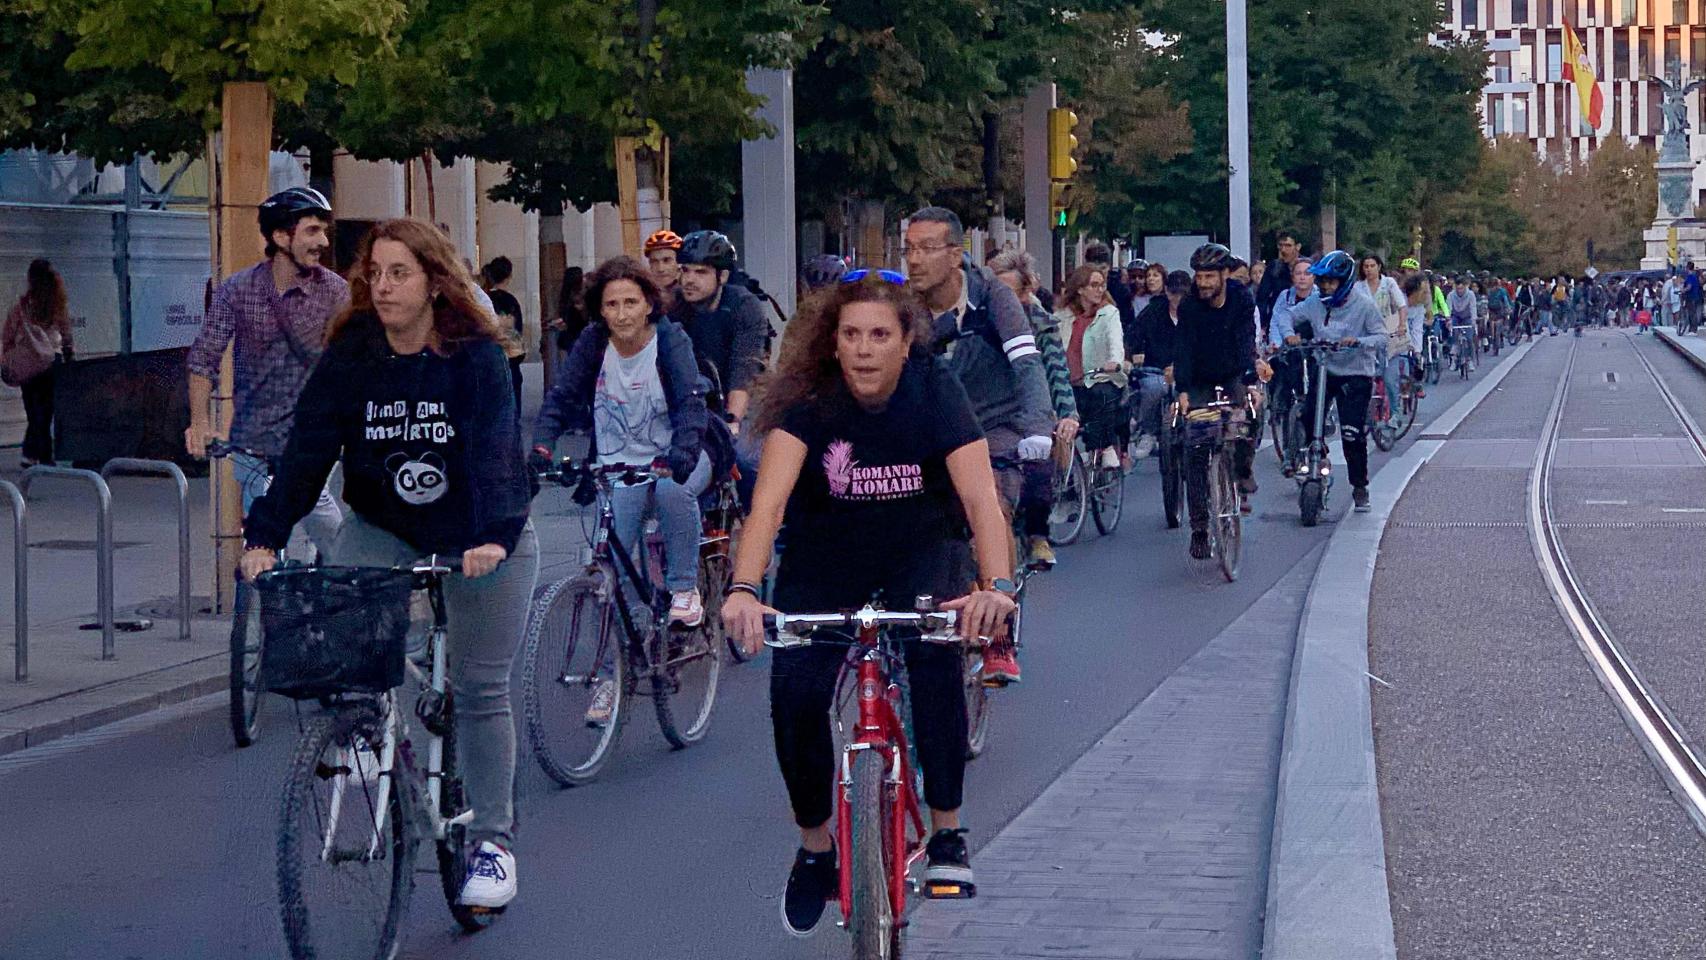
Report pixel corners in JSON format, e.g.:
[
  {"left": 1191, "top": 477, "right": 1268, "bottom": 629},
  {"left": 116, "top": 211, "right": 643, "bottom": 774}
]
[{"left": 774, "top": 355, "right": 984, "bottom": 612}]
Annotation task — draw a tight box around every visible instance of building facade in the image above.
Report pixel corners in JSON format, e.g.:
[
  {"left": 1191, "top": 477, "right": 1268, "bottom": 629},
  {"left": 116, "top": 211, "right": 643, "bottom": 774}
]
[{"left": 1443, "top": 0, "right": 1706, "bottom": 204}]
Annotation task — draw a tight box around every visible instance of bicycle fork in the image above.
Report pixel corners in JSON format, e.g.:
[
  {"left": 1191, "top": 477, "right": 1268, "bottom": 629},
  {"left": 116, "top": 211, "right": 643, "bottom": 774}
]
[{"left": 835, "top": 653, "right": 928, "bottom": 926}]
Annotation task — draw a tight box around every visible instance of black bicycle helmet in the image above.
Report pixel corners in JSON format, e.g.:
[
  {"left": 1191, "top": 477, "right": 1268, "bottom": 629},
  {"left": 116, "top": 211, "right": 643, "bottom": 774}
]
[
  {"left": 799, "top": 254, "right": 848, "bottom": 291},
  {"left": 678, "top": 230, "right": 738, "bottom": 271},
  {"left": 258, "top": 186, "right": 332, "bottom": 238},
  {"left": 1189, "top": 242, "right": 1234, "bottom": 272}
]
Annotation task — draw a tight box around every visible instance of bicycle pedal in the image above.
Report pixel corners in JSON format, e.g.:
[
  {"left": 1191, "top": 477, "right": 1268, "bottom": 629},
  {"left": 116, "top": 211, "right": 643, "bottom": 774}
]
[{"left": 922, "top": 879, "right": 977, "bottom": 900}]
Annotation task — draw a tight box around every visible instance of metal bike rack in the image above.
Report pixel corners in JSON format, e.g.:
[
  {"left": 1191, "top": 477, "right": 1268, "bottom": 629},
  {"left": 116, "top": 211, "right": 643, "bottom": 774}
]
[
  {"left": 0, "top": 481, "right": 25, "bottom": 680},
  {"left": 20, "top": 466, "right": 114, "bottom": 659},
  {"left": 101, "top": 459, "right": 191, "bottom": 642}
]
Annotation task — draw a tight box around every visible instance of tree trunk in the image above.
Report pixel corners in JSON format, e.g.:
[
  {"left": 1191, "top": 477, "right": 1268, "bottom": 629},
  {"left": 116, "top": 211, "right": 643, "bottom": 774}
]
[
  {"left": 982, "top": 111, "right": 1004, "bottom": 262},
  {"left": 1318, "top": 203, "right": 1337, "bottom": 254}
]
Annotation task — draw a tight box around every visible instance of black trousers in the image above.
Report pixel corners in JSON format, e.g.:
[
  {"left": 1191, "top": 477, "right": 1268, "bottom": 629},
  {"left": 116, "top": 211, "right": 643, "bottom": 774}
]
[
  {"left": 20, "top": 366, "right": 55, "bottom": 463},
  {"left": 1303, "top": 373, "right": 1373, "bottom": 488},
  {"left": 1015, "top": 460, "right": 1054, "bottom": 539},
  {"left": 771, "top": 639, "right": 967, "bottom": 828},
  {"left": 1072, "top": 381, "right": 1124, "bottom": 454},
  {"left": 509, "top": 358, "right": 524, "bottom": 420}
]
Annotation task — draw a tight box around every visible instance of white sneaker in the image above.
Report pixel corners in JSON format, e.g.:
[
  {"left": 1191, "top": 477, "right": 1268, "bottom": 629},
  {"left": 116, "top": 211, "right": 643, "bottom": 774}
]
[
  {"left": 669, "top": 588, "right": 704, "bottom": 628},
  {"left": 1133, "top": 434, "right": 1158, "bottom": 459},
  {"left": 583, "top": 680, "right": 617, "bottom": 728},
  {"left": 458, "top": 841, "right": 517, "bottom": 909},
  {"left": 1098, "top": 447, "right": 1120, "bottom": 470}
]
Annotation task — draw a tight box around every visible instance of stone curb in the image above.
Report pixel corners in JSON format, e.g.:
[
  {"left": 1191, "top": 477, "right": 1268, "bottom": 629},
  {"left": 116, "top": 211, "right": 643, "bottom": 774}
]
[
  {"left": 1262, "top": 339, "right": 1535, "bottom": 960},
  {"left": 1654, "top": 326, "right": 1706, "bottom": 375},
  {"left": 0, "top": 652, "right": 225, "bottom": 757}
]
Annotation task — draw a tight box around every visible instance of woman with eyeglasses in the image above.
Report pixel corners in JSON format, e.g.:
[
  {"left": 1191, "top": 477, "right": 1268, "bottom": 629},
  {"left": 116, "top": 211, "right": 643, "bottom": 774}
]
[
  {"left": 240, "top": 217, "right": 538, "bottom": 912},
  {"left": 721, "top": 272, "right": 1017, "bottom": 937}
]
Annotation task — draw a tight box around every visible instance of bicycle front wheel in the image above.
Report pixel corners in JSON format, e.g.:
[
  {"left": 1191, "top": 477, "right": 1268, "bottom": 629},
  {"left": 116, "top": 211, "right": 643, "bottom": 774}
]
[
  {"left": 964, "top": 644, "right": 991, "bottom": 761},
  {"left": 520, "top": 575, "right": 627, "bottom": 786},
  {"left": 653, "top": 567, "right": 724, "bottom": 749},
  {"left": 1048, "top": 452, "right": 1090, "bottom": 546},
  {"left": 1211, "top": 451, "right": 1240, "bottom": 582},
  {"left": 229, "top": 579, "right": 265, "bottom": 748},
  {"left": 1090, "top": 462, "right": 1124, "bottom": 535},
  {"left": 278, "top": 706, "right": 413, "bottom": 960},
  {"left": 849, "top": 748, "right": 900, "bottom": 960}
]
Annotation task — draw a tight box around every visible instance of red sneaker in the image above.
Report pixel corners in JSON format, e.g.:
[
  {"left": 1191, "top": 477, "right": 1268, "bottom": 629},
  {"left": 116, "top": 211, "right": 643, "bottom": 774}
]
[{"left": 981, "top": 643, "right": 1021, "bottom": 687}]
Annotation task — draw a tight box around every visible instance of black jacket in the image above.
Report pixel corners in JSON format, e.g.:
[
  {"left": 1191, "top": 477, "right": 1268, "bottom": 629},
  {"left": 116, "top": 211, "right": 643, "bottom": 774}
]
[
  {"left": 668, "top": 282, "right": 770, "bottom": 402},
  {"left": 1172, "top": 281, "right": 1258, "bottom": 399},
  {"left": 1257, "top": 257, "right": 1299, "bottom": 326},
  {"left": 532, "top": 319, "right": 709, "bottom": 480},
  {"left": 246, "top": 315, "right": 530, "bottom": 556},
  {"left": 1131, "top": 296, "right": 1184, "bottom": 372}
]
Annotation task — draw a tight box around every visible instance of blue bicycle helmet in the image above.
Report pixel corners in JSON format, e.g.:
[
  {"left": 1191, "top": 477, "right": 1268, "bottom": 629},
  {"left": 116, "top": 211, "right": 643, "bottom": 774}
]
[{"left": 1309, "top": 250, "right": 1357, "bottom": 307}]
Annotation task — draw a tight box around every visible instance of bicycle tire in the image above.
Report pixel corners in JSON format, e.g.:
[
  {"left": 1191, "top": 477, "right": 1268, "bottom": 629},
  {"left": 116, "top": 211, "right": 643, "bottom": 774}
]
[
  {"left": 278, "top": 706, "right": 413, "bottom": 960},
  {"left": 1090, "top": 463, "right": 1124, "bottom": 535},
  {"left": 1160, "top": 428, "right": 1184, "bottom": 527},
  {"left": 1368, "top": 390, "right": 1395, "bottom": 452},
  {"left": 436, "top": 724, "right": 498, "bottom": 932},
  {"left": 229, "top": 579, "right": 265, "bottom": 748},
  {"left": 652, "top": 577, "right": 723, "bottom": 749},
  {"left": 964, "top": 646, "right": 990, "bottom": 761},
  {"left": 1299, "top": 478, "right": 1324, "bottom": 527},
  {"left": 1426, "top": 351, "right": 1441, "bottom": 384},
  {"left": 520, "top": 575, "right": 627, "bottom": 786},
  {"left": 1048, "top": 452, "right": 1089, "bottom": 546},
  {"left": 849, "top": 748, "right": 898, "bottom": 960},
  {"left": 1211, "top": 451, "right": 1240, "bottom": 582},
  {"left": 1389, "top": 375, "right": 1418, "bottom": 441}
]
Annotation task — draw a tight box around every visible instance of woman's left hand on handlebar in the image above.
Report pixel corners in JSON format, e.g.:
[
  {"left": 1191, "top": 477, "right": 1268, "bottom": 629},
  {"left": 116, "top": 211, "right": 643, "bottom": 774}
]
[
  {"left": 723, "top": 591, "right": 777, "bottom": 657},
  {"left": 463, "top": 543, "right": 508, "bottom": 578},
  {"left": 941, "top": 589, "right": 1017, "bottom": 641}
]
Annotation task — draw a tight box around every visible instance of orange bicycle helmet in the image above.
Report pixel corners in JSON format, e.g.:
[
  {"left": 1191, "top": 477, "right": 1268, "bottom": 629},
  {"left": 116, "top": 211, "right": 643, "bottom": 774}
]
[{"left": 644, "top": 229, "right": 684, "bottom": 253}]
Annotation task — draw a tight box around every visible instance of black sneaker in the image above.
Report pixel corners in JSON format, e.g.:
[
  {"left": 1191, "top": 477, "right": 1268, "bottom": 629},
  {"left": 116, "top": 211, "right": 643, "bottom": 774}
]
[
  {"left": 781, "top": 846, "right": 837, "bottom": 937},
  {"left": 923, "top": 828, "right": 976, "bottom": 898},
  {"left": 1189, "top": 530, "right": 1211, "bottom": 559},
  {"left": 1353, "top": 487, "right": 1371, "bottom": 513}
]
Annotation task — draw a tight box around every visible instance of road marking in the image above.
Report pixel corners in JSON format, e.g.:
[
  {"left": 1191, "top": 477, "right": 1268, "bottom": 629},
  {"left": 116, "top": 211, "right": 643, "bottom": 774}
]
[
  {"left": 1582, "top": 427, "right": 1611, "bottom": 432},
  {"left": 1661, "top": 507, "right": 1706, "bottom": 513},
  {"left": 1584, "top": 499, "right": 1628, "bottom": 505}
]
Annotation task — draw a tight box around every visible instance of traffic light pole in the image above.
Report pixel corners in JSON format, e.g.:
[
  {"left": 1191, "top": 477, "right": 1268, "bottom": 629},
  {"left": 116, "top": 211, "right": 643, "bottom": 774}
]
[{"left": 1023, "top": 84, "right": 1055, "bottom": 292}]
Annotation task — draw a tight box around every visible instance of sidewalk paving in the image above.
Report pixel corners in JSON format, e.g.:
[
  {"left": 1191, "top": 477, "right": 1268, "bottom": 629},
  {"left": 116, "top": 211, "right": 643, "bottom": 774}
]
[
  {"left": 1654, "top": 324, "right": 1706, "bottom": 371},
  {"left": 0, "top": 362, "right": 586, "bottom": 756}
]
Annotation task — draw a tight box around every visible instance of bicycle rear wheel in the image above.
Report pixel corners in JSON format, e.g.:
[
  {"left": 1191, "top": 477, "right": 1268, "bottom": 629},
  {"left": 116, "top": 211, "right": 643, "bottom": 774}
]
[
  {"left": 436, "top": 725, "right": 499, "bottom": 932},
  {"left": 229, "top": 579, "right": 265, "bottom": 748},
  {"left": 1048, "top": 451, "right": 1089, "bottom": 546},
  {"left": 653, "top": 569, "right": 724, "bottom": 748},
  {"left": 277, "top": 706, "right": 413, "bottom": 960},
  {"left": 849, "top": 748, "right": 900, "bottom": 960},
  {"left": 1210, "top": 451, "right": 1240, "bottom": 582},
  {"left": 520, "top": 575, "right": 627, "bottom": 786},
  {"left": 1388, "top": 373, "right": 1418, "bottom": 441},
  {"left": 1089, "top": 462, "right": 1124, "bottom": 535}
]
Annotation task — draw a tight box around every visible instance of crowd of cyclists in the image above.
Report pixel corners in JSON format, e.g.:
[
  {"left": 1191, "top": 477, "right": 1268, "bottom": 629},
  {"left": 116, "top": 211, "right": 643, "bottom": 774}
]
[{"left": 191, "top": 188, "right": 1561, "bottom": 950}]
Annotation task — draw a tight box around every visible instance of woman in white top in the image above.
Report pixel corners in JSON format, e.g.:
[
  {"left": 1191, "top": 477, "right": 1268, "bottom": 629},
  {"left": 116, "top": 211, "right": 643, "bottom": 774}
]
[
  {"left": 1360, "top": 254, "right": 1407, "bottom": 407},
  {"left": 1055, "top": 265, "right": 1128, "bottom": 470}
]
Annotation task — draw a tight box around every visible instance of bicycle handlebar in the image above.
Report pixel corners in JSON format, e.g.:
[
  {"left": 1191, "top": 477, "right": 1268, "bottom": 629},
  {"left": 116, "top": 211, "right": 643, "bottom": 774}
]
[
  {"left": 761, "top": 604, "right": 960, "bottom": 649},
  {"left": 206, "top": 438, "right": 266, "bottom": 462},
  {"left": 537, "top": 457, "right": 666, "bottom": 488}
]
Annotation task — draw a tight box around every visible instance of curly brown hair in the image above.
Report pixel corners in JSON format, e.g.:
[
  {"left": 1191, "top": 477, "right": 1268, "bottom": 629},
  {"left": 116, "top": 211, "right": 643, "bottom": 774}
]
[
  {"left": 753, "top": 276, "right": 934, "bottom": 436},
  {"left": 328, "top": 218, "right": 500, "bottom": 349},
  {"left": 583, "top": 255, "right": 664, "bottom": 325},
  {"left": 1060, "top": 263, "right": 1108, "bottom": 316}
]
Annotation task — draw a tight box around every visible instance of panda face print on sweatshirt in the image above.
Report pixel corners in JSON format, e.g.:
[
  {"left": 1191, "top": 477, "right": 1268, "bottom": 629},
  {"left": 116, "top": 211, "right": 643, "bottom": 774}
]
[
  {"left": 386, "top": 451, "right": 448, "bottom": 505},
  {"left": 366, "top": 399, "right": 458, "bottom": 508}
]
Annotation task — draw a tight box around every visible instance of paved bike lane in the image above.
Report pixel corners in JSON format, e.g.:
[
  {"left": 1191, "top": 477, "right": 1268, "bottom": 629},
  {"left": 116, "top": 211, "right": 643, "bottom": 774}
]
[
  {"left": 0, "top": 361, "right": 1503, "bottom": 960},
  {"left": 1368, "top": 332, "right": 1706, "bottom": 959}
]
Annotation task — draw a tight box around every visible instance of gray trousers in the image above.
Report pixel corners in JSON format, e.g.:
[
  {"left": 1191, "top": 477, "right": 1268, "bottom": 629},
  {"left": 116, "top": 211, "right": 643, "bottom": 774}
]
[
  {"left": 235, "top": 451, "right": 343, "bottom": 560},
  {"left": 330, "top": 513, "right": 540, "bottom": 847},
  {"left": 609, "top": 452, "right": 710, "bottom": 593}
]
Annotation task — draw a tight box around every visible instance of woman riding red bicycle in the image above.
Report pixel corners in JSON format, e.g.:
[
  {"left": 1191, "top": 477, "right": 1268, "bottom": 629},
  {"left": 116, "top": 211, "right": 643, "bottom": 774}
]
[{"left": 722, "top": 272, "right": 1015, "bottom": 937}]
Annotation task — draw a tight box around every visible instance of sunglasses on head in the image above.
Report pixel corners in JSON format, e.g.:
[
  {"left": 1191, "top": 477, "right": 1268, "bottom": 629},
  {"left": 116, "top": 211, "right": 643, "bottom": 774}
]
[{"left": 842, "top": 268, "right": 906, "bottom": 286}]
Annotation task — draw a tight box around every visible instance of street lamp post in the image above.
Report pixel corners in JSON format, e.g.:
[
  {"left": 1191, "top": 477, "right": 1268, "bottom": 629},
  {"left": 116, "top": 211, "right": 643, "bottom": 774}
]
[{"left": 1227, "top": 0, "right": 1251, "bottom": 262}]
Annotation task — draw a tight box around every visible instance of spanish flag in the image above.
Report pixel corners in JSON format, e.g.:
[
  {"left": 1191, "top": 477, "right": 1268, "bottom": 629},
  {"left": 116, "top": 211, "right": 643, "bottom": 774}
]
[{"left": 1562, "top": 19, "right": 1605, "bottom": 131}]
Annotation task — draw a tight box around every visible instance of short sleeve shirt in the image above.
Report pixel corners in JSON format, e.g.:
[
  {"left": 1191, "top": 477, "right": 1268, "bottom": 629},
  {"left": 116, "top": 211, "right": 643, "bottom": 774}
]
[
  {"left": 593, "top": 335, "right": 671, "bottom": 468},
  {"left": 774, "top": 357, "right": 984, "bottom": 611}
]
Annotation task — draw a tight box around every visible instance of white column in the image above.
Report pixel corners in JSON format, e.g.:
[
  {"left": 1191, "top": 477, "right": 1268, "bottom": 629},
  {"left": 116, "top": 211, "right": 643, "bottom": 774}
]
[
  {"left": 408, "top": 156, "right": 478, "bottom": 261},
  {"left": 1226, "top": 0, "right": 1252, "bottom": 261},
  {"left": 475, "top": 161, "right": 541, "bottom": 351},
  {"left": 1023, "top": 83, "right": 1054, "bottom": 291},
  {"left": 331, "top": 155, "right": 406, "bottom": 221},
  {"left": 740, "top": 67, "right": 798, "bottom": 320}
]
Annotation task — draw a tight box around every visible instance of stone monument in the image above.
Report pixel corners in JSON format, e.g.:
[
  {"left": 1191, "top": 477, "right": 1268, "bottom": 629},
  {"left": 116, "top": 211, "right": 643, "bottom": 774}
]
[{"left": 1643, "top": 62, "right": 1706, "bottom": 269}]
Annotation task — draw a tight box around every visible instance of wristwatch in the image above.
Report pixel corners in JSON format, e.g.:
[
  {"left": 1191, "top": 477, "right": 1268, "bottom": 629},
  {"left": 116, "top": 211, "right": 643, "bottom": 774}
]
[{"left": 981, "top": 578, "right": 1018, "bottom": 598}]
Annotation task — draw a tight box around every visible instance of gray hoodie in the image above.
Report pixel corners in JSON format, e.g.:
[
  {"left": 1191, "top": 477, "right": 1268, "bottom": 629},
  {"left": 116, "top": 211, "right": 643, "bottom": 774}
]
[{"left": 1285, "top": 282, "right": 1390, "bottom": 378}]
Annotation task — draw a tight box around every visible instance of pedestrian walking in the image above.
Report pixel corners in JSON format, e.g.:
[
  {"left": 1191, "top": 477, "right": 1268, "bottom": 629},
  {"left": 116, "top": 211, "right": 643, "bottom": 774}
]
[
  {"left": 482, "top": 256, "right": 527, "bottom": 416},
  {"left": 4, "top": 259, "right": 74, "bottom": 466}
]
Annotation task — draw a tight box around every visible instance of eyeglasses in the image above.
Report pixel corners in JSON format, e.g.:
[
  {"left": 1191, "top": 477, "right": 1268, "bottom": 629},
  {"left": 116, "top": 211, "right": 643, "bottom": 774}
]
[
  {"left": 365, "top": 266, "right": 422, "bottom": 288},
  {"left": 900, "top": 242, "right": 956, "bottom": 256},
  {"left": 842, "top": 269, "right": 907, "bottom": 285}
]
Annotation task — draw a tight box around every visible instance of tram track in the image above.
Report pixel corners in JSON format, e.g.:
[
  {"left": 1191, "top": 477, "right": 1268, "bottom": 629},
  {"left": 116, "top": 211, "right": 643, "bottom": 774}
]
[{"left": 1529, "top": 334, "right": 1706, "bottom": 837}]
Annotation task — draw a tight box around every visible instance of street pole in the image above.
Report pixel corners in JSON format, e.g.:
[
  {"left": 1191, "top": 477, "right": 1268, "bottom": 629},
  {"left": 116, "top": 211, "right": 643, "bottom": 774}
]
[
  {"left": 1024, "top": 83, "right": 1055, "bottom": 292},
  {"left": 741, "top": 67, "right": 798, "bottom": 321},
  {"left": 1226, "top": 0, "right": 1252, "bottom": 262}
]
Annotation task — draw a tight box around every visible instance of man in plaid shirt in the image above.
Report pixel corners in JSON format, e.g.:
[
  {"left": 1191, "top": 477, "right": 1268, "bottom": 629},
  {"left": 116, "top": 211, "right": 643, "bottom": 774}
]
[{"left": 185, "top": 187, "right": 348, "bottom": 555}]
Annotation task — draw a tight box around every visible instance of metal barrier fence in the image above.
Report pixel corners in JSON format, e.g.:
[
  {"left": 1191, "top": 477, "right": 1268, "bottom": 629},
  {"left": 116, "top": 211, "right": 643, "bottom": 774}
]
[
  {"left": 101, "top": 459, "right": 190, "bottom": 642},
  {"left": 1, "top": 481, "right": 24, "bottom": 680},
  {"left": 19, "top": 466, "right": 113, "bottom": 660}
]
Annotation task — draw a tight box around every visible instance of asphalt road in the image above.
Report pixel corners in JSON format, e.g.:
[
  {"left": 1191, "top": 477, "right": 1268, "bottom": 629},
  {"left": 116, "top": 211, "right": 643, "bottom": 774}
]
[
  {"left": 1370, "top": 331, "right": 1706, "bottom": 960},
  {"left": 0, "top": 364, "right": 1496, "bottom": 960}
]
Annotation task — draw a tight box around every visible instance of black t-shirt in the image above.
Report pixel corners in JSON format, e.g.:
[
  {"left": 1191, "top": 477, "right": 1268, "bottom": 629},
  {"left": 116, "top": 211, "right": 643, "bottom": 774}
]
[
  {"left": 489, "top": 289, "right": 523, "bottom": 335},
  {"left": 773, "top": 356, "right": 983, "bottom": 612}
]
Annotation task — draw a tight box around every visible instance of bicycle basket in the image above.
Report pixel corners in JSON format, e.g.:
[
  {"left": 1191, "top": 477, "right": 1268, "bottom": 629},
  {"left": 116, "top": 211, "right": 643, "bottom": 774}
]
[{"left": 255, "top": 566, "right": 416, "bottom": 700}]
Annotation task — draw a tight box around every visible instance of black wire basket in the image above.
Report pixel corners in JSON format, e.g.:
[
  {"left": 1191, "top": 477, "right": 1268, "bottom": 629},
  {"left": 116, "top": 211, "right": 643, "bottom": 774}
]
[{"left": 255, "top": 566, "right": 416, "bottom": 700}]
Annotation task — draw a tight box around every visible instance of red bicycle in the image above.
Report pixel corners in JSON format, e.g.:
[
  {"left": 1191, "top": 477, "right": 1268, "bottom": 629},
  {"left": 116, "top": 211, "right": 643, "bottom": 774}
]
[{"left": 765, "top": 601, "right": 970, "bottom": 959}]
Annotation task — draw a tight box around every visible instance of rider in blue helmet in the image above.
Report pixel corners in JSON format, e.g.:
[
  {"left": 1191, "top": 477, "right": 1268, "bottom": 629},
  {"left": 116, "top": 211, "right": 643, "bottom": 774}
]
[{"left": 1283, "top": 250, "right": 1391, "bottom": 514}]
